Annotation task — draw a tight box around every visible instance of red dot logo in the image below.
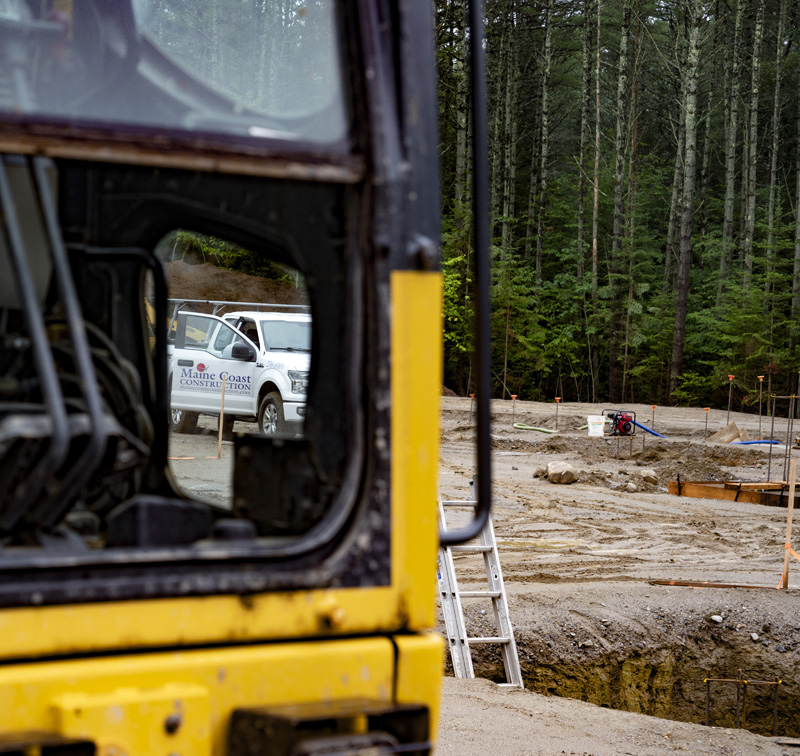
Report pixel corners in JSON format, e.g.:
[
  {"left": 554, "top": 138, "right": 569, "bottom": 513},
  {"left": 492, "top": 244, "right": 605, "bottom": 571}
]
[{"left": 197, "top": 363, "right": 206, "bottom": 372}]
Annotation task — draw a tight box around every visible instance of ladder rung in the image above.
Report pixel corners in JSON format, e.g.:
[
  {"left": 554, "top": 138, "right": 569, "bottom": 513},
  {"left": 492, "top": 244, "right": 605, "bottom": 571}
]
[
  {"left": 468, "top": 636, "right": 511, "bottom": 645},
  {"left": 497, "top": 683, "right": 522, "bottom": 688},
  {"left": 450, "top": 545, "right": 491, "bottom": 552},
  {"left": 460, "top": 590, "right": 501, "bottom": 598},
  {"left": 442, "top": 500, "right": 477, "bottom": 507}
]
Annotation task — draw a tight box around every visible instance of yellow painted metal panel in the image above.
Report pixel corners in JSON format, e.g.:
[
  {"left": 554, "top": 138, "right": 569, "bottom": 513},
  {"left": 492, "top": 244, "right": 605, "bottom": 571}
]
[
  {"left": 54, "top": 684, "right": 211, "bottom": 756},
  {"left": 0, "top": 639, "right": 393, "bottom": 756},
  {"left": 390, "top": 271, "right": 443, "bottom": 630},
  {"left": 0, "top": 271, "right": 442, "bottom": 660},
  {"left": 394, "top": 632, "right": 444, "bottom": 745},
  {"left": 0, "top": 589, "right": 400, "bottom": 659}
]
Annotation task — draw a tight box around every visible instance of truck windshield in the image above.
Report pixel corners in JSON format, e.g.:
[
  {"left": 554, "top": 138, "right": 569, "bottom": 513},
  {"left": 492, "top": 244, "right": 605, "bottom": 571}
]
[
  {"left": 0, "top": 0, "right": 347, "bottom": 144},
  {"left": 262, "top": 321, "right": 311, "bottom": 351}
]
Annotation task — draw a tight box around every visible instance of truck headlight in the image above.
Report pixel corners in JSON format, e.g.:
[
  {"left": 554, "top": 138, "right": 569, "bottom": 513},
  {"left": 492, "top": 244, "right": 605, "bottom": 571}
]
[{"left": 288, "top": 370, "right": 309, "bottom": 395}]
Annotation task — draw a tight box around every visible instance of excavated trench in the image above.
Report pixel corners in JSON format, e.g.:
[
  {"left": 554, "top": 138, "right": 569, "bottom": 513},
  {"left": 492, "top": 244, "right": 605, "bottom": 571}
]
[{"left": 464, "top": 627, "right": 800, "bottom": 738}]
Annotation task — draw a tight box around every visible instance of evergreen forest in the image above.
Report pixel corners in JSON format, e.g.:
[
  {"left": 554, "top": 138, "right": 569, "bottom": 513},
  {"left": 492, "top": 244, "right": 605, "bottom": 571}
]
[{"left": 436, "top": 0, "right": 800, "bottom": 412}]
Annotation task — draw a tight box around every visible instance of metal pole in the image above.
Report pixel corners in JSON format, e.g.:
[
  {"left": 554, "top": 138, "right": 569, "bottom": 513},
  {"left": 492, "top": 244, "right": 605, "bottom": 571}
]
[
  {"left": 741, "top": 679, "right": 748, "bottom": 730},
  {"left": 704, "top": 407, "right": 709, "bottom": 440},
  {"left": 511, "top": 394, "right": 517, "bottom": 422},
  {"left": 705, "top": 679, "right": 710, "bottom": 727},
  {"left": 555, "top": 397, "right": 560, "bottom": 429},
  {"left": 727, "top": 374, "right": 735, "bottom": 426},
  {"left": 768, "top": 396, "right": 777, "bottom": 482},
  {"left": 773, "top": 679, "right": 780, "bottom": 736},
  {"left": 735, "top": 672, "right": 741, "bottom": 729},
  {"left": 780, "top": 458, "right": 796, "bottom": 590},
  {"left": 758, "top": 376, "right": 764, "bottom": 438}
]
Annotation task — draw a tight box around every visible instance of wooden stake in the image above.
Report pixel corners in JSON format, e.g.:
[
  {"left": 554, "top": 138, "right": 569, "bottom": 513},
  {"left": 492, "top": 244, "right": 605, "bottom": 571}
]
[
  {"left": 781, "top": 457, "right": 796, "bottom": 589},
  {"left": 217, "top": 375, "right": 227, "bottom": 459}
]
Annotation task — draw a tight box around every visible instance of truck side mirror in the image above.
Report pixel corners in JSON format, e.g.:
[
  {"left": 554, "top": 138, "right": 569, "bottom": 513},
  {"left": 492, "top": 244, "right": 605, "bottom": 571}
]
[{"left": 231, "top": 342, "right": 256, "bottom": 362}]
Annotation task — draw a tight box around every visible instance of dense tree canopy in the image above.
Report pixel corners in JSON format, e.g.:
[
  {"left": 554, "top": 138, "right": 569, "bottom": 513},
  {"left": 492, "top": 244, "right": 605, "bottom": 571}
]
[{"left": 437, "top": 0, "right": 800, "bottom": 412}]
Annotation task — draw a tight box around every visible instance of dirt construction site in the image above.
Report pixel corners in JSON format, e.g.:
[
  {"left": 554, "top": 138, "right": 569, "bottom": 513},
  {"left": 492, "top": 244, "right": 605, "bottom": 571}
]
[
  {"left": 169, "top": 396, "right": 800, "bottom": 754},
  {"left": 435, "top": 397, "right": 800, "bottom": 755}
]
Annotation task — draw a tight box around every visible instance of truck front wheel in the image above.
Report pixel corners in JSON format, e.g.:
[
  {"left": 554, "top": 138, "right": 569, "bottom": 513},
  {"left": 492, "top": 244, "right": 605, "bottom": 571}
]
[
  {"left": 258, "top": 392, "right": 284, "bottom": 437},
  {"left": 170, "top": 406, "right": 199, "bottom": 434}
]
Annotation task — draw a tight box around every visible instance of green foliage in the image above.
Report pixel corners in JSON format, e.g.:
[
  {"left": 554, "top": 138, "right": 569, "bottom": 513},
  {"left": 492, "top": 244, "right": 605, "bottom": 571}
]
[
  {"left": 436, "top": 0, "right": 800, "bottom": 409},
  {"left": 161, "top": 230, "right": 299, "bottom": 286}
]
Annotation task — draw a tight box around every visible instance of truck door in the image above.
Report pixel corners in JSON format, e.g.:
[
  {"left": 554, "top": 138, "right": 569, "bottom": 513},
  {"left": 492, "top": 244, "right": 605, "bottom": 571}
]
[{"left": 170, "top": 313, "right": 258, "bottom": 416}]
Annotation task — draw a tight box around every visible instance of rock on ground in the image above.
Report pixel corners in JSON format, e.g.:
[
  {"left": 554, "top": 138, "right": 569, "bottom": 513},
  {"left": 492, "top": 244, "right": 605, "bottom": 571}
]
[{"left": 546, "top": 461, "right": 577, "bottom": 484}]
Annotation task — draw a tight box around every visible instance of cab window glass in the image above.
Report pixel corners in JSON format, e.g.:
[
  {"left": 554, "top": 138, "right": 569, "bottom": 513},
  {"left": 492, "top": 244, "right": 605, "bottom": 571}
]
[
  {"left": 0, "top": 0, "right": 348, "bottom": 144},
  {"left": 154, "top": 230, "right": 310, "bottom": 510}
]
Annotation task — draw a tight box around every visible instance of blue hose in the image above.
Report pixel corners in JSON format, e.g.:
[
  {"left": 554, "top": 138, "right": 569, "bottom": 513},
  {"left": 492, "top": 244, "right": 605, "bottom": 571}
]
[
  {"left": 730, "top": 440, "right": 779, "bottom": 445},
  {"left": 633, "top": 420, "right": 667, "bottom": 438}
]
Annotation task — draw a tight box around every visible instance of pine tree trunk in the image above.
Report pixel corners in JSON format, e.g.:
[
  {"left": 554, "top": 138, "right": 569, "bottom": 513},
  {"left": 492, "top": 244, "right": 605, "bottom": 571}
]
[
  {"left": 663, "top": 119, "right": 685, "bottom": 295},
  {"left": 742, "top": 0, "right": 765, "bottom": 290},
  {"left": 764, "top": 0, "right": 786, "bottom": 302},
  {"left": 524, "top": 105, "right": 541, "bottom": 261},
  {"left": 669, "top": 0, "right": 702, "bottom": 399},
  {"left": 454, "top": 0, "right": 469, "bottom": 212},
  {"left": 535, "top": 1, "right": 553, "bottom": 285},
  {"left": 607, "top": 0, "right": 632, "bottom": 403},
  {"left": 791, "top": 45, "right": 800, "bottom": 348},
  {"left": 697, "top": 3, "right": 718, "bottom": 265},
  {"left": 591, "top": 0, "right": 601, "bottom": 298},
  {"left": 717, "top": 0, "right": 744, "bottom": 307},
  {"left": 621, "top": 3, "right": 641, "bottom": 404},
  {"left": 577, "top": 0, "right": 592, "bottom": 284},
  {"left": 501, "top": 6, "right": 519, "bottom": 260},
  {"left": 589, "top": 0, "right": 602, "bottom": 402}
]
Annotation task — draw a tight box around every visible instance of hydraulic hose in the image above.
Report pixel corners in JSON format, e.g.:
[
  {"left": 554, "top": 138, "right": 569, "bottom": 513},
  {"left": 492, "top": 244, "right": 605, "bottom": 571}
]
[
  {"left": 633, "top": 420, "right": 667, "bottom": 438},
  {"left": 730, "top": 440, "right": 779, "bottom": 445},
  {"left": 513, "top": 423, "right": 557, "bottom": 433}
]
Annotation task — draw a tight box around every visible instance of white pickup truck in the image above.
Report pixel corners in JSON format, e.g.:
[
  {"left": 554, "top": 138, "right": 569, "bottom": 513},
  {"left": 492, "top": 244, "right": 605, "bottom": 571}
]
[{"left": 167, "top": 307, "right": 310, "bottom": 437}]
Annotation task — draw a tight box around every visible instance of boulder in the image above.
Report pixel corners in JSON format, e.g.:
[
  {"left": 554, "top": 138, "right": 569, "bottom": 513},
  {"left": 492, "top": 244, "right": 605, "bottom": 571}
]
[
  {"left": 707, "top": 422, "right": 742, "bottom": 444},
  {"left": 546, "top": 461, "right": 578, "bottom": 484},
  {"left": 641, "top": 469, "right": 659, "bottom": 485}
]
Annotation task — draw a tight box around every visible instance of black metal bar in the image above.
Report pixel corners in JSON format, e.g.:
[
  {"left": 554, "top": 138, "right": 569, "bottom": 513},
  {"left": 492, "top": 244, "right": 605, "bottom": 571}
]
[
  {"left": 0, "top": 156, "right": 70, "bottom": 530},
  {"left": 741, "top": 678, "right": 748, "bottom": 730},
  {"left": 768, "top": 396, "right": 777, "bottom": 481},
  {"left": 29, "top": 158, "right": 108, "bottom": 525},
  {"left": 705, "top": 679, "right": 710, "bottom": 726},
  {"left": 783, "top": 396, "right": 793, "bottom": 482},
  {"left": 441, "top": 0, "right": 491, "bottom": 545},
  {"left": 773, "top": 679, "right": 780, "bottom": 736},
  {"left": 71, "top": 247, "right": 169, "bottom": 478},
  {"left": 735, "top": 671, "right": 741, "bottom": 729}
]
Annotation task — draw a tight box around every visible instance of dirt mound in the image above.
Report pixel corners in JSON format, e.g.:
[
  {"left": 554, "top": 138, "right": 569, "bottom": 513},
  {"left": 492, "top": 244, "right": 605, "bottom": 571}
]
[{"left": 165, "top": 260, "right": 307, "bottom": 306}]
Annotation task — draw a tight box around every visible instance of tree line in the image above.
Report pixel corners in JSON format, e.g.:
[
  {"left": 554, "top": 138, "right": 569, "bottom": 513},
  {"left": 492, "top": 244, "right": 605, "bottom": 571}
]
[{"left": 437, "top": 0, "right": 800, "bottom": 412}]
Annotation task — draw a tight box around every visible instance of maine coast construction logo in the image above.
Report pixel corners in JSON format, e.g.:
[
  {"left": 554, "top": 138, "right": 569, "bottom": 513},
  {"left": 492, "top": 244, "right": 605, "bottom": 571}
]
[{"left": 179, "top": 363, "right": 252, "bottom": 394}]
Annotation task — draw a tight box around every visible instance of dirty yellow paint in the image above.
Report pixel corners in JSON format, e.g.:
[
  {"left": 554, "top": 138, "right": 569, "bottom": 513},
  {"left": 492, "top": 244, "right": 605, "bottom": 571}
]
[
  {"left": 0, "top": 639, "right": 393, "bottom": 755},
  {"left": 0, "top": 271, "right": 443, "bottom": 661},
  {"left": 0, "top": 272, "right": 444, "bottom": 751},
  {"left": 394, "top": 632, "right": 444, "bottom": 743},
  {"left": 390, "top": 271, "right": 443, "bottom": 630}
]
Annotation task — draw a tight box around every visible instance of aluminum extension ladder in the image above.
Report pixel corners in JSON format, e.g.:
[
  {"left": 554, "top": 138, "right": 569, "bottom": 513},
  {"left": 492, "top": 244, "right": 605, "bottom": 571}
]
[{"left": 437, "top": 486, "right": 523, "bottom": 688}]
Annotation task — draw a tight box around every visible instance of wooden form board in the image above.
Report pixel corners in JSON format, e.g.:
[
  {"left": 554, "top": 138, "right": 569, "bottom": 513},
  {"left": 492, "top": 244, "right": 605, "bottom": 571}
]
[{"left": 668, "top": 480, "right": 800, "bottom": 508}]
